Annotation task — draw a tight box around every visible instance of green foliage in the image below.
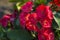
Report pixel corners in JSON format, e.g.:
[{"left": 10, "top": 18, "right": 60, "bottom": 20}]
[
  {"left": 54, "top": 12, "right": 60, "bottom": 30},
  {"left": 35, "top": 0, "right": 47, "bottom": 4},
  {"left": 54, "top": 30, "right": 60, "bottom": 40},
  {"left": 7, "top": 29, "right": 33, "bottom": 40},
  {"left": 0, "top": 26, "right": 3, "bottom": 39},
  {"left": 53, "top": 12, "right": 60, "bottom": 40}
]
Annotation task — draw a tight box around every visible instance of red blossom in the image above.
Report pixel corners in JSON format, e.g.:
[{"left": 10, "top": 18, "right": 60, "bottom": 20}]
[
  {"left": 19, "top": 12, "right": 39, "bottom": 31},
  {"left": 0, "top": 14, "right": 11, "bottom": 27},
  {"left": 19, "top": 12, "right": 28, "bottom": 28},
  {"left": 36, "top": 4, "right": 54, "bottom": 40},
  {"left": 21, "top": 1, "right": 33, "bottom": 12},
  {"left": 36, "top": 4, "right": 53, "bottom": 28},
  {"left": 0, "top": 10, "right": 17, "bottom": 28},
  {"left": 25, "top": 13, "right": 39, "bottom": 31},
  {"left": 45, "top": 6, "right": 53, "bottom": 20},
  {"left": 38, "top": 33, "right": 46, "bottom": 40},
  {"left": 38, "top": 28, "right": 54, "bottom": 40},
  {"left": 40, "top": 19, "right": 52, "bottom": 28},
  {"left": 36, "top": 4, "right": 46, "bottom": 20}
]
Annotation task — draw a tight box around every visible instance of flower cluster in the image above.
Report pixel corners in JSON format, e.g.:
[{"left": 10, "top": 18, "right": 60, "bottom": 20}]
[
  {"left": 36, "top": 5, "right": 54, "bottom": 40},
  {"left": 19, "top": 1, "right": 39, "bottom": 32},
  {"left": 19, "top": 1, "right": 54, "bottom": 40}
]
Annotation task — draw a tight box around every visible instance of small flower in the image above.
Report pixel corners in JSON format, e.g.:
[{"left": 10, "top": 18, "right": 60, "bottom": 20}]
[
  {"left": 21, "top": 1, "right": 33, "bottom": 12},
  {"left": 25, "top": 13, "right": 38, "bottom": 31},
  {"left": 0, "top": 14, "right": 11, "bottom": 27},
  {"left": 48, "top": 32, "right": 54, "bottom": 40},
  {"left": 40, "top": 19, "right": 52, "bottom": 28}
]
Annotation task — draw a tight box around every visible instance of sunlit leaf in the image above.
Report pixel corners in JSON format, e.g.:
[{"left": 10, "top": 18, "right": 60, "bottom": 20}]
[
  {"left": 53, "top": 12, "right": 60, "bottom": 30},
  {"left": 16, "top": 2, "right": 21, "bottom": 10}
]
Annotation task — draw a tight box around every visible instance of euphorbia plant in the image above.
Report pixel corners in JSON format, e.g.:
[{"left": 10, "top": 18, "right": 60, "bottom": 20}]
[{"left": 0, "top": 0, "right": 60, "bottom": 40}]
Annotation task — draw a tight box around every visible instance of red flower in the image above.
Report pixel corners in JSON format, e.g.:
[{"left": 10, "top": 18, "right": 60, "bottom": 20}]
[
  {"left": 19, "top": 12, "right": 39, "bottom": 31},
  {"left": 36, "top": 4, "right": 46, "bottom": 20},
  {"left": 38, "top": 33, "right": 46, "bottom": 40},
  {"left": 0, "top": 14, "right": 11, "bottom": 27},
  {"left": 20, "top": 3, "right": 54, "bottom": 40},
  {"left": 38, "top": 28, "right": 54, "bottom": 40},
  {"left": 0, "top": 10, "right": 18, "bottom": 28},
  {"left": 21, "top": 1, "right": 33, "bottom": 12},
  {"left": 36, "top": 4, "right": 54, "bottom": 40},
  {"left": 45, "top": 6, "right": 53, "bottom": 20},
  {"left": 40, "top": 19, "right": 52, "bottom": 28},
  {"left": 19, "top": 1, "right": 33, "bottom": 28},
  {"left": 19, "top": 12, "right": 28, "bottom": 28},
  {"left": 25, "top": 13, "right": 39, "bottom": 31},
  {"left": 43, "top": 28, "right": 54, "bottom": 40},
  {"left": 36, "top": 4, "right": 53, "bottom": 28}
]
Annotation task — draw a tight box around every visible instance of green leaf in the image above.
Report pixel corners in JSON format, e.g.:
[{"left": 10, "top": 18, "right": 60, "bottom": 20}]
[
  {"left": 16, "top": 2, "right": 21, "bottom": 10},
  {"left": 16, "top": 2, "right": 24, "bottom": 11},
  {"left": 54, "top": 12, "right": 60, "bottom": 30},
  {"left": 7, "top": 29, "right": 33, "bottom": 40},
  {"left": 35, "top": 0, "right": 47, "bottom": 4},
  {"left": 0, "top": 31, "right": 3, "bottom": 38},
  {"left": 0, "top": 26, "right": 4, "bottom": 39},
  {"left": 54, "top": 30, "right": 60, "bottom": 40},
  {"left": 52, "top": 19, "right": 59, "bottom": 29}
]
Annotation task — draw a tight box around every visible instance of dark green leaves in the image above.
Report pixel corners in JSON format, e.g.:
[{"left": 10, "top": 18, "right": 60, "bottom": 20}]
[
  {"left": 52, "top": 12, "right": 60, "bottom": 40},
  {"left": 54, "top": 12, "right": 60, "bottom": 30},
  {"left": 7, "top": 29, "right": 33, "bottom": 40}
]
